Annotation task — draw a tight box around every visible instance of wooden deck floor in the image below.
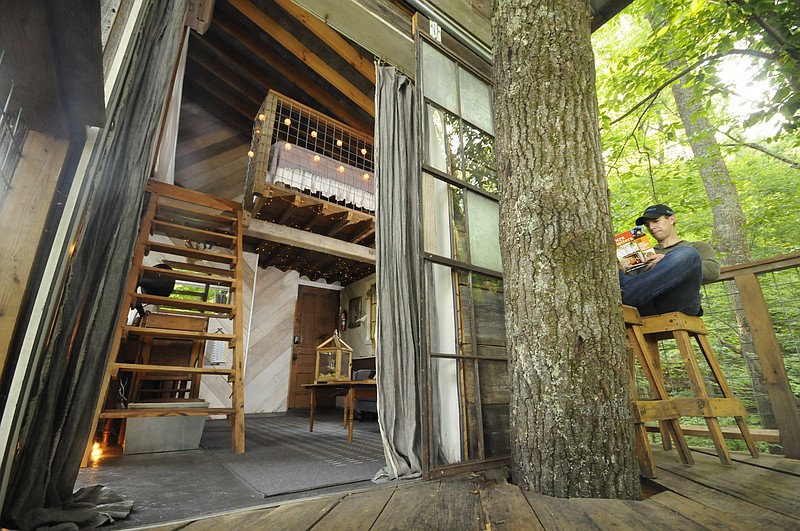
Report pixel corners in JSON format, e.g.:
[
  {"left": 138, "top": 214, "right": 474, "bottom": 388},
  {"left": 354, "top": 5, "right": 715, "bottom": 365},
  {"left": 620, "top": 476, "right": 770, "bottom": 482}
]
[{"left": 142, "top": 448, "right": 799, "bottom": 530}]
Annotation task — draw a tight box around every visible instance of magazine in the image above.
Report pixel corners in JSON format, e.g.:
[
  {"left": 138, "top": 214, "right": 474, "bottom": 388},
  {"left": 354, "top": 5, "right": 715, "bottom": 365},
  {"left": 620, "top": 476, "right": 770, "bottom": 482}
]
[{"left": 615, "top": 226, "right": 656, "bottom": 273}]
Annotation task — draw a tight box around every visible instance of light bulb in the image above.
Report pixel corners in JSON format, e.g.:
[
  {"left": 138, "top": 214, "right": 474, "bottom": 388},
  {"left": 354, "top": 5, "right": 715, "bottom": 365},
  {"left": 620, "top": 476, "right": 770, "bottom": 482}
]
[
  {"left": 258, "top": 113, "right": 266, "bottom": 121},
  {"left": 284, "top": 118, "right": 291, "bottom": 126},
  {"left": 285, "top": 143, "right": 292, "bottom": 150},
  {"left": 255, "top": 128, "right": 260, "bottom": 135},
  {"left": 247, "top": 150, "right": 255, "bottom": 158},
  {"left": 313, "top": 155, "right": 320, "bottom": 162},
  {"left": 361, "top": 148, "right": 367, "bottom": 155},
  {"left": 338, "top": 165, "right": 345, "bottom": 173},
  {"left": 311, "top": 130, "right": 317, "bottom": 138},
  {"left": 363, "top": 173, "right": 370, "bottom": 181},
  {"left": 336, "top": 139, "right": 343, "bottom": 147}
]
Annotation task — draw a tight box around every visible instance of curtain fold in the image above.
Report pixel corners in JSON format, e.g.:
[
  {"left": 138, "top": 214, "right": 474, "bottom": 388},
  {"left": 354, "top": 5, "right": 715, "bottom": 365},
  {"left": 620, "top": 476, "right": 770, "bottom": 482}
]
[
  {"left": 373, "top": 65, "right": 423, "bottom": 481},
  {"left": 2, "top": 1, "right": 188, "bottom": 528}
]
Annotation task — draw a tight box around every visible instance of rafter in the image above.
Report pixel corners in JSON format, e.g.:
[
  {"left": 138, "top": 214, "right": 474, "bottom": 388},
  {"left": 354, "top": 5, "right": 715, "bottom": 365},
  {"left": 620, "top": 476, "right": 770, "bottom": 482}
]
[
  {"left": 228, "top": 0, "right": 376, "bottom": 117},
  {"left": 272, "top": 0, "right": 376, "bottom": 84}
]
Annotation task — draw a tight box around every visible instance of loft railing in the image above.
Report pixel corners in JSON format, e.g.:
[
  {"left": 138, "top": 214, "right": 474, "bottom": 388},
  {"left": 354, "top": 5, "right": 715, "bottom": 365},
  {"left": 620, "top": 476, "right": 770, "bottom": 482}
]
[
  {"left": 637, "top": 252, "right": 800, "bottom": 457},
  {"left": 0, "top": 48, "right": 28, "bottom": 210}
]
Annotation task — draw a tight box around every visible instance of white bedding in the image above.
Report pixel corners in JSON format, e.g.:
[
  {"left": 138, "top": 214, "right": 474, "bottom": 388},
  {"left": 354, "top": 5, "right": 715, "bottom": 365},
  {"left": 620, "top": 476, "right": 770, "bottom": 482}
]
[{"left": 268, "top": 142, "right": 375, "bottom": 211}]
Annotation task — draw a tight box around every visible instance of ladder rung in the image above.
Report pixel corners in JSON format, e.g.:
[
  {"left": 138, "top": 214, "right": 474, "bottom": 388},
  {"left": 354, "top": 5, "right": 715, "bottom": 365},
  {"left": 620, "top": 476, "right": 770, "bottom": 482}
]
[
  {"left": 131, "top": 294, "right": 235, "bottom": 315},
  {"left": 161, "top": 260, "right": 235, "bottom": 278},
  {"left": 114, "top": 362, "right": 234, "bottom": 375},
  {"left": 139, "top": 265, "right": 234, "bottom": 287},
  {"left": 99, "top": 407, "right": 236, "bottom": 419},
  {"left": 152, "top": 220, "right": 237, "bottom": 248},
  {"left": 146, "top": 241, "right": 236, "bottom": 265},
  {"left": 123, "top": 326, "right": 236, "bottom": 344},
  {"left": 156, "top": 201, "right": 237, "bottom": 226}
]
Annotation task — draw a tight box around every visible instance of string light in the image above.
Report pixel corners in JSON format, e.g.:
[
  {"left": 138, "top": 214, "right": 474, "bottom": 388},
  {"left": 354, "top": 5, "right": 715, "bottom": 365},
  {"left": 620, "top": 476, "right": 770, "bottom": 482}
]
[
  {"left": 313, "top": 155, "right": 320, "bottom": 162},
  {"left": 363, "top": 173, "right": 370, "bottom": 181},
  {"left": 285, "top": 143, "right": 292, "bottom": 151},
  {"left": 311, "top": 130, "right": 317, "bottom": 138},
  {"left": 336, "top": 139, "right": 343, "bottom": 147},
  {"left": 337, "top": 165, "right": 345, "bottom": 173},
  {"left": 284, "top": 118, "right": 292, "bottom": 126},
  {"left": 258, "top": 113, "right": 266, "bottom": 121},
  {"left": 361, "top": 148, "right": 367, "bottom": 156},
  {"left": 247, "top": 150, "right": 255, "bottom": 158}
]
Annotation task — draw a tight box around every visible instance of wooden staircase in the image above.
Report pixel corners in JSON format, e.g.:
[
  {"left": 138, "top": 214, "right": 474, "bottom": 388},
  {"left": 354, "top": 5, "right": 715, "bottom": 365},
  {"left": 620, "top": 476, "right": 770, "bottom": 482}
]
[{"left": 84, "top": 181, "right": 246, "bottom": 462}]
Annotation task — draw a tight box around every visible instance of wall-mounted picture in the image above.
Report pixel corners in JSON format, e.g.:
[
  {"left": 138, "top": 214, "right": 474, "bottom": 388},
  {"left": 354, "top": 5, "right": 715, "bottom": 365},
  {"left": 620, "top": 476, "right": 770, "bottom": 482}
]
[{"left": 348, "top": 296, "right": 363, "bottom": 328}]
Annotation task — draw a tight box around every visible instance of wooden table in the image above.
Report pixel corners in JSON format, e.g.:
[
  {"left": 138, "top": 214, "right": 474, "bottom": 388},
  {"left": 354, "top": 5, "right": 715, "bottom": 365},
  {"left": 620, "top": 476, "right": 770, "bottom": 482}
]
[{"left": 303, "top": 380, "right": 377, "bottom": 442}]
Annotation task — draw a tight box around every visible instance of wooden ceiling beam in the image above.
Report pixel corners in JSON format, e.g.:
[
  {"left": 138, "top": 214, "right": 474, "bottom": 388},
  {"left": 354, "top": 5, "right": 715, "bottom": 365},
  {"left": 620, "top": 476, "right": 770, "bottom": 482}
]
[
  {"left": 228, "top": 0, "right": 375, "bottom": 117},
  {"left": 183, "top": 65, "right": 259, "bottom": 122},
  {"left": 245, "top": 219, "right": 375, "bottom": 264},
  {"left": 182, "top": 81, "right": 253, "bottom": 136},
  {"left": 188, "top": 45, "right": 266, "bottom": 104},
  {"left": 272, "top": 0, "right": 375, "bottom": 84},
  {"left": 212, "top": 13, "right": 373, "bottom": 134}
]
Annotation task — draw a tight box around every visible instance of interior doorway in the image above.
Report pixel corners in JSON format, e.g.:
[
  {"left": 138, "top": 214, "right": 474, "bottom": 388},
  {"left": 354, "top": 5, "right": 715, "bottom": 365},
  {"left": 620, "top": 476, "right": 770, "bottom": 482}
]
[{"left": 287, "top": 285, "right": 339, "bottom": 409}]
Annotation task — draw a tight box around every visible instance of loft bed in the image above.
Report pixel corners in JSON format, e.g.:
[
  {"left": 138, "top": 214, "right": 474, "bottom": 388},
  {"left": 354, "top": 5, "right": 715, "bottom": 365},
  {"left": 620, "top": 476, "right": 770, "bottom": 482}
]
[
  {"left": 245, "top": 91, "right": 375, "bottom": 221},
  {"left": 242, "top": 91, "right": 376, "bottom": 284}
]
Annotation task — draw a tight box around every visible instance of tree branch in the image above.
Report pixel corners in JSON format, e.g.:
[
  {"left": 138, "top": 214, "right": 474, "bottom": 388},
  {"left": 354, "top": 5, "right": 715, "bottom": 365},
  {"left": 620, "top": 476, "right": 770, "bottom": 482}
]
[
  {"left": 610, "top": 49, "right": 776, "bottom": 126},
  {"left": 718, "top": 128, "right": 800, "bottom": 170}
]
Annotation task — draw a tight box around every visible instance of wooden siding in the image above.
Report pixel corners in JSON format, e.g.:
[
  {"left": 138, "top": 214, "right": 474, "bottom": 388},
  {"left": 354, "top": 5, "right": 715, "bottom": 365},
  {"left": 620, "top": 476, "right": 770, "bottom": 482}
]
[{"left": 175, "top": 101, "right": 250, "bottom": 201}]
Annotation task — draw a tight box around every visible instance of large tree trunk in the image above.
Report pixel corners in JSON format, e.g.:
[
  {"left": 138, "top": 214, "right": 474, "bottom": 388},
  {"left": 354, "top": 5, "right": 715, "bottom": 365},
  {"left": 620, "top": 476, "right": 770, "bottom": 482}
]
[
  {"left": 671, "top": 79, "right": 777, "bottom": 432},
  {"left": 492, "top": 0, "right": 640, "bottom": 499}
]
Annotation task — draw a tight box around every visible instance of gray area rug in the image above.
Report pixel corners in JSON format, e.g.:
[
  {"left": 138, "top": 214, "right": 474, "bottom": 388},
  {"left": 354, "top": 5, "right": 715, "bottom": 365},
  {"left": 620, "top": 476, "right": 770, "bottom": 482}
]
[{"left": 201, "top": 411, "right": 385, "bottom": 498}]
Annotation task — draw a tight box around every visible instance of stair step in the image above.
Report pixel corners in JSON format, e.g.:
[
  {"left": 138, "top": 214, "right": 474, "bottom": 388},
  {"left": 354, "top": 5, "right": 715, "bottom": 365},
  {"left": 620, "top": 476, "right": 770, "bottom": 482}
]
[
  {"left": 152, "top": 220, "right": 237, "bottom": 248},
  {"left": 132, "top": 293, "right": 235, "bottom": 315},
  {"left": 99, "top": 407, "right": 236, "bottom": 419},
  {"left": 139, "top": 265, "right": 234, "bottom": 287},
  {"left": 146, "top": 241, "right": 236, "bottom": 265},
  {"left": 123, "top": 326, "right": 236, "bottom": 344},
  {"left": 160, "top": 260, "right": 235, "bottom": 278},
  {"left": 156, "top": 200, "right": 237, "bottom": 226},
  {"left": 114, "top": 362, "right": 234, "bottom": 375}
]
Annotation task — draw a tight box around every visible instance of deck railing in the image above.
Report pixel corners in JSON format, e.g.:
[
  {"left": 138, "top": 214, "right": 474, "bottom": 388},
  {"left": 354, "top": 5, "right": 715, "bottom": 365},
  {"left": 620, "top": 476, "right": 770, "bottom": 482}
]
[
  {"left": 0, "top": 48, "right": 28, "bottom": 210},
  {"left": 639, "top": 252, "right": 800, "bottom": 457}
]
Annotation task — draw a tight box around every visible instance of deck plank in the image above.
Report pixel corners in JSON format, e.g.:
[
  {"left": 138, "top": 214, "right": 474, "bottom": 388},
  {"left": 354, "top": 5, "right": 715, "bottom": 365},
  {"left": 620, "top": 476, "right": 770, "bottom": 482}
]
[
  {"left": 371, "top": 479, "right": 441, "bottom": 530},
  {"left": 476, "top": 470, "right": 544, "bottom": 530},
  {"left": 312, "top": 485, "right": 396, "bottom": 529},
  {"left": 655, "top": 449, "right": 800, "bottom": 520},
  {"left": 650, "top": 466, "right": 800, "bottom": 529},
  {"left": 436, "top": 475, "right": 484, "bottom": 530},
  {"left": 691, "top": 447, "right": 800, "bottom": 476},
  {"left": 247, "top": 495, "right": 342, "bottom": 530},
  {"left": 646, "top": 490, "right": 748, "bottom": 530},
  {"left": 522, "top": 492, "right": 600, "bottom": 530},
  {"left": 572, "top": 497, "right": 701, "bottom": 531}
]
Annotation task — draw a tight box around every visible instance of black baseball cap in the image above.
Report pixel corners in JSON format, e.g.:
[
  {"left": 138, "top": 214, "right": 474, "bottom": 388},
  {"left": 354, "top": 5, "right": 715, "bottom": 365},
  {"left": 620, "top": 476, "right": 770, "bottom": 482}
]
[{"left": 635, "top": 204, "right": 674, "bottom": 226}]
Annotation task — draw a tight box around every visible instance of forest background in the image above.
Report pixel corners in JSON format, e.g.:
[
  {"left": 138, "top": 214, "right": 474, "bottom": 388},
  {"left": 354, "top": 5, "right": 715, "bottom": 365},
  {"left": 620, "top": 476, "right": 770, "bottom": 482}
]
[
  {"left": 590, "top": 0, "right": 799, "bottom": 443},
  {"left": 593, "top": 0, "right": 798, "bottom": 257}
]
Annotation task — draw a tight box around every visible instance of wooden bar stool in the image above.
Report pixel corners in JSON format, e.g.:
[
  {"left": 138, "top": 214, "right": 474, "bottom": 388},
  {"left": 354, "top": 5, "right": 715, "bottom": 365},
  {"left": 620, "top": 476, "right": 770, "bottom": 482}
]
[
  {"left": 623, "top": 306, "right": 693, "bottom": 478},
  {"left": 639, "top": 311, "right": 759, "bottom": 465}
]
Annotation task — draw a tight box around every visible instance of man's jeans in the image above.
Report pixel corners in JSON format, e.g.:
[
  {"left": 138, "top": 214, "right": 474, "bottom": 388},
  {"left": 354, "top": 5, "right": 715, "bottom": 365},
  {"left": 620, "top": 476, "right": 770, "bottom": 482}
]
[{"left": 618, "top": 245, "right": 703, "bottom": 316}]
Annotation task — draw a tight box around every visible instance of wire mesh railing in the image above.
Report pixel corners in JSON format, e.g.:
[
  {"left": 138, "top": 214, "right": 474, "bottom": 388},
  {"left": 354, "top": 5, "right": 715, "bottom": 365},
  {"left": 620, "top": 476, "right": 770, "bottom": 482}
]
[{"left": 0, "top": 48, "right": 28, "bottom": 210}]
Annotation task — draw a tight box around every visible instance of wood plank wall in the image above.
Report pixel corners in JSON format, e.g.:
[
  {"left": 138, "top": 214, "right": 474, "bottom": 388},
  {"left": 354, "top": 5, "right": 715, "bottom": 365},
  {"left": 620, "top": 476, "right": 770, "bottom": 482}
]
[{"left": 174, "top": 101, "right": 250, "bottom": 201}]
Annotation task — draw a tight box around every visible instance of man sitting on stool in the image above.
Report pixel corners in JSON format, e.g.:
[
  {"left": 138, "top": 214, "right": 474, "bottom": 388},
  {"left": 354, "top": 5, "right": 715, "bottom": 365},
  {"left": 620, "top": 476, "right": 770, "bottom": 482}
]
[{"left": 619, "top": 204, "right": 720, "bottom": 316}]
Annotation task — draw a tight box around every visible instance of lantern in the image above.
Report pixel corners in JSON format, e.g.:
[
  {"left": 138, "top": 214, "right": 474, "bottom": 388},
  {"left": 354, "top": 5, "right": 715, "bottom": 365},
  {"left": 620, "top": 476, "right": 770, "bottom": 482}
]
[{"left": 314, "top": 330, "right": 353, "bottom": 382}]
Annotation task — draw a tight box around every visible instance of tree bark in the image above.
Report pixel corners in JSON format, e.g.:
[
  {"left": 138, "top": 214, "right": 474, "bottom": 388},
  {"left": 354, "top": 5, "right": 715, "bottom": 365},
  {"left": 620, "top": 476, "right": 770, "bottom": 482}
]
[{"left": 492, "top": 0, "right": 640, "bottom": 499}]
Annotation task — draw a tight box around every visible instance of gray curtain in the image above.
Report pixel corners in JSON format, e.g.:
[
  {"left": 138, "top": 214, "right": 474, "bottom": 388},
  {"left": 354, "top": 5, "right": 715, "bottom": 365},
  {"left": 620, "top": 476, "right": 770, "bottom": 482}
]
[
  {"left": 2, "top": 1, "right": 188, "bottom": 528},
  {"left": 373, "top": 65, "right": 423, "bottom": 480}
]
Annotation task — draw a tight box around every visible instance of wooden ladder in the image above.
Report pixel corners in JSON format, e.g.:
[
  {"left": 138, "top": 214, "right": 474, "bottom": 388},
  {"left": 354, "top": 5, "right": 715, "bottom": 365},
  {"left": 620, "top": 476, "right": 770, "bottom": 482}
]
[{"left": 84, "top": 182, "right": 245, "bottom": 463}]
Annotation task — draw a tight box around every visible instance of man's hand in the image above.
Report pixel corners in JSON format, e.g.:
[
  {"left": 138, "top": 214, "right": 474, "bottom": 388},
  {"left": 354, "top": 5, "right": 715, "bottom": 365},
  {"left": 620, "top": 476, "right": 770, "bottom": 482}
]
[{"left": 645, "top": 254, "right": 665, "bottom": 269}]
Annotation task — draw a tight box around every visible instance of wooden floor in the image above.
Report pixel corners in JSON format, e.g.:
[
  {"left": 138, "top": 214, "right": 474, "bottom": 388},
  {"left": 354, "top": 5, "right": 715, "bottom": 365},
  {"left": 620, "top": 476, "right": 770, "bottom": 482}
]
[{"left": 143, "top": 448, "right": 799, "bottom": 530}]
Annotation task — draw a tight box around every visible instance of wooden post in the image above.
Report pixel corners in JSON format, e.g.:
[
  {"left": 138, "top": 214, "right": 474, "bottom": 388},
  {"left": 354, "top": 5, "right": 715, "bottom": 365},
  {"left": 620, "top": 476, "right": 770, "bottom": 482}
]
[{"left": 734, "top": 273, "right": 800, "bottom": 458}]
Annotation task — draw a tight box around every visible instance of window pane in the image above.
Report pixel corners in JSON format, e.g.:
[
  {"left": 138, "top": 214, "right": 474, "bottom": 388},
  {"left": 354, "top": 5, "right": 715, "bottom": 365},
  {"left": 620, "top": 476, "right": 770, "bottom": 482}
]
[
  {"left": 472, "top": 274, "right": 506, "bottom": 358},
  {"left": 463, "top": 122, "right": 497, "bottom": 193},
  {"left": 427, "top": 263, "right": 457, "bottom": 355},
  {"left": 424, "top": 104, "right": 448, "bottom": 173},
  {"left": 459, "top": 67, "right": 494, "bottom": 135},
  {"left": 450, "top": 185, "right": 468, "bottom": 262},
  {"left": 467, "top": 192, "right": 502, "bottom": 272},
  {"left": 479, "top": 360, "right": 510, "bottom": 458},
  {"left": 422, "top": 173, "right": 453, "bottom": 258},
  {"left": 431, "top": 357, "right": 480, "bottom": 465},
  {"left": 422, "top": 41, "right": 458, "bottom": 113}
]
